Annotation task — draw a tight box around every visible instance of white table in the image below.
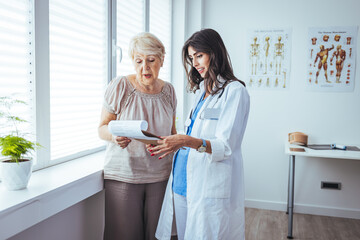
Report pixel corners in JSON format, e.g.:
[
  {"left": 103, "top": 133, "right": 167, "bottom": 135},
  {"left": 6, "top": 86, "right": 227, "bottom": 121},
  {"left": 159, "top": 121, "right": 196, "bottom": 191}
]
[{"left": 284, "top": 143, "right": 360, "bottom": 239}]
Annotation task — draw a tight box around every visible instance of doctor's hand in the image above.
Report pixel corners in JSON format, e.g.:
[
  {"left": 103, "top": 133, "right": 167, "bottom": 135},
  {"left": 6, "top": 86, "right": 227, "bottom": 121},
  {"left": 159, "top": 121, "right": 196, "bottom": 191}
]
[
  {"left": 147, "top": 134, "right": 188, "bottom": 159},
  {"left": 112, "top": 135, "right": 131, "bottom": 149}
]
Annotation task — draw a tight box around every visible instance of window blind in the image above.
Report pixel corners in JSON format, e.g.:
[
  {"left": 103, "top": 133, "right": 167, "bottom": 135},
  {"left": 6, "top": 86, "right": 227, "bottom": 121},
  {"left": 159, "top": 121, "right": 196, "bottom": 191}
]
[
  {"left": 0, "top": 0, "right": 35, "bottom": 153},
  {"left": 150, "top": 0, "right": 171, "bottom": 83},
  {"left": 49, "top": 0, "right": 107, "bottom": 161},
  {"left": 116, "top": 0, "right": 145, "bottom": 77}
]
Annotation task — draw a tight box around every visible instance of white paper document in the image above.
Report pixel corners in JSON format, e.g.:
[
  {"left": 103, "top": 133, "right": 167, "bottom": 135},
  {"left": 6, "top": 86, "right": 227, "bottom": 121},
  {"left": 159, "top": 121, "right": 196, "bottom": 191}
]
[{"left": 108, "top": 120, "right": 160, "bottom": 141}]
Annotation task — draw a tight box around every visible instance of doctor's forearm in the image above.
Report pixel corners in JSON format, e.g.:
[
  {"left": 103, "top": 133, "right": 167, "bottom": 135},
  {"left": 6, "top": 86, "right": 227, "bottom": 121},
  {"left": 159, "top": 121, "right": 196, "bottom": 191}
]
[{"left": 184, "top": 136, "right": 212, "bottom": 154}]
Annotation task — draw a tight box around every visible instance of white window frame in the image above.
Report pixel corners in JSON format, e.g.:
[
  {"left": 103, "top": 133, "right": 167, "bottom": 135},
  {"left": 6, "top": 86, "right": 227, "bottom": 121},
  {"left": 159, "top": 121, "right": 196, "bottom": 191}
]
[{"left": 34, "top": 0, "right": 50, "bottom": 170}]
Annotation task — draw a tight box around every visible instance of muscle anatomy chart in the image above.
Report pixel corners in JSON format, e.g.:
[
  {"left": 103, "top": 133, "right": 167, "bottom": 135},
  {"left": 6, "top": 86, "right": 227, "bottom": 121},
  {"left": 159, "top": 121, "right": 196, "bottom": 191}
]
[{"left": 307, "top": 26, "right": 357, "bottom": 92}]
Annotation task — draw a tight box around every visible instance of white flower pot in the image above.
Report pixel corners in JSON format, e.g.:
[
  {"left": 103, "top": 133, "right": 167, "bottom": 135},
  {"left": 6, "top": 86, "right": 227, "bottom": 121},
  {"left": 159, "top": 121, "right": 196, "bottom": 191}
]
[{"left": 0, "top": 158, "right": 33, "bottom": 190}]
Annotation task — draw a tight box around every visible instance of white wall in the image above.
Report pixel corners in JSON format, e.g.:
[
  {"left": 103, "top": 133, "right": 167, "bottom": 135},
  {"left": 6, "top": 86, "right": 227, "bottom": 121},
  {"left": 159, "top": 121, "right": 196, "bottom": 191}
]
[
  {"left": 8, "top": 191, "right": 104, "bottom": 240},
  {"left": 8, "top": 4, "right": 359, "bottom": 240},
  {"left": 177, "top": 0, "right": 360, "bottom": 218}
]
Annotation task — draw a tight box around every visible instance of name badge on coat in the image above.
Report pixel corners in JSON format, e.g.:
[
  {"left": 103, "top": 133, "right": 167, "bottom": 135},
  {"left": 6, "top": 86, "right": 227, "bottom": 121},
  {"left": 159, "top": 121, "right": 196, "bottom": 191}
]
[{"left": 201, "top": 108, "right": 221, "bottom": 120}]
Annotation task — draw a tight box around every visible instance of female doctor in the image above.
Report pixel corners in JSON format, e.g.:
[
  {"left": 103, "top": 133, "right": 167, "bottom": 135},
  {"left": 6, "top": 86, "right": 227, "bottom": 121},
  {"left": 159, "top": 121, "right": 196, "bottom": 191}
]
[{"left": 148, "top": 28, "right": 250, "bottom": 240}]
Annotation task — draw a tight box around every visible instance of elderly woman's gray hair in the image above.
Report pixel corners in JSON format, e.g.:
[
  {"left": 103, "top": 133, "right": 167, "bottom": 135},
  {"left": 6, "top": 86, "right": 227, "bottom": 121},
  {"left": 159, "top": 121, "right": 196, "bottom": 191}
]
[{"left": 129, "top": 32, "right": 166, "bottom": 60}]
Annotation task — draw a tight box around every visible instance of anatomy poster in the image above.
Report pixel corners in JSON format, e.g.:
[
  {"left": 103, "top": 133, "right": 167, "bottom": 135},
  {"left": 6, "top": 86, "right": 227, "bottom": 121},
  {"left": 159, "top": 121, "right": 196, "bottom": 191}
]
[
  {"left": 307, "top": 26, "right": 358, "bottom": 92},
  {"left": 246, "top": 28, "right": 292, "bottom": 90}
]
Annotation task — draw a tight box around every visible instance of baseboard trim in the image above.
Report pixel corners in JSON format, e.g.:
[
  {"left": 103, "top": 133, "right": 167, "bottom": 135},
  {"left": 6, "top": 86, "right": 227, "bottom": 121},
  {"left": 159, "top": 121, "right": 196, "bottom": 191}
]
[{"left": 245, "top": 199, "right": 360, "bottom": 219}]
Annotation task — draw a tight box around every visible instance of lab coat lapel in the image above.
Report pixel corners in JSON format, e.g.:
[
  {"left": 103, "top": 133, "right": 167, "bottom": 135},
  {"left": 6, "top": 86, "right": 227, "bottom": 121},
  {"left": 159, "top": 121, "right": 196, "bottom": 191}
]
[
  {"left": 191, "top": 94, "right": 219, "bottom": 138},
  {"left": 196, "top": 94, "right": 214, "bottom": 120}
]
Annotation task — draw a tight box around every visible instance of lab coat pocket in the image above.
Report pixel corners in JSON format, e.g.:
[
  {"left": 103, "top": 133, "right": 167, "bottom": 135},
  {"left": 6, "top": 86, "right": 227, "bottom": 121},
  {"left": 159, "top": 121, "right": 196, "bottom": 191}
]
[
  {"left": 204, "top": 161, "right": 231, "bottom": 198},
  {"left": 201, "top": 119, "right": 218, "bottom": 139},
  {"left": 201, "top": 108, "right": 220, "bottom": 139},
  {"left": 202, "top": 107, "right": 221, "bottom": 120}
]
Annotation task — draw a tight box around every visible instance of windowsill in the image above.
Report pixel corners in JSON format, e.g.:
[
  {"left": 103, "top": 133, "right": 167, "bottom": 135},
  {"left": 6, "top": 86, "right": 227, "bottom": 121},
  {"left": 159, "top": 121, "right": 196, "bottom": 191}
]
[{"left": 0, "top": 151, "right": 105, "bottom": 240}]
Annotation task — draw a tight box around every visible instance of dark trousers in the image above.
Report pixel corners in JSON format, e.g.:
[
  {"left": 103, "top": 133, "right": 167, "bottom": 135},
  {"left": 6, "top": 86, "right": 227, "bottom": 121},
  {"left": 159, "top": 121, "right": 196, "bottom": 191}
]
[{"left": 104, "top": 179, "right": 168, "bottom": 240}]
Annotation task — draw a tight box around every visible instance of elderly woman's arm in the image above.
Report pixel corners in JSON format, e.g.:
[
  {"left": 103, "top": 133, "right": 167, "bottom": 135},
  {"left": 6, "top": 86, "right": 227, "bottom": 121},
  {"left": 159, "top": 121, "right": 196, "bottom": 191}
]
[
  {"left": 98, "top": 107, "right": 115, "bottom": 141},
  {"left": 171, "top": 115, "right": 177, "bottom": 135},
  {"left": 98, "top": 107, "right": 131, "bottom": 148}
]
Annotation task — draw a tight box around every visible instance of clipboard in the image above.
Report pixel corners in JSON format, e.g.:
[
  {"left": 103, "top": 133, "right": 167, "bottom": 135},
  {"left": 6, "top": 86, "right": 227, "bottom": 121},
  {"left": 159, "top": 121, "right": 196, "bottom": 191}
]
[
  {"left": 137, "top": 130, "right": 161, "bottom": 145},
  {"left": 108, "top": 120, "right": 161, "bottom": 145}
]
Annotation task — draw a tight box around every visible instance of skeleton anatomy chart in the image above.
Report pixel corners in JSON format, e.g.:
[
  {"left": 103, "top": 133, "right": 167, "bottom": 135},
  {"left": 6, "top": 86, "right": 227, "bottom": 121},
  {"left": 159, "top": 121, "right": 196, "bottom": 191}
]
[
  {"left": 307, "top": 26, "right": 357, "bottom": 92},
  {"left": 247, "top": 28, "right": 292, "bottom": 90}
]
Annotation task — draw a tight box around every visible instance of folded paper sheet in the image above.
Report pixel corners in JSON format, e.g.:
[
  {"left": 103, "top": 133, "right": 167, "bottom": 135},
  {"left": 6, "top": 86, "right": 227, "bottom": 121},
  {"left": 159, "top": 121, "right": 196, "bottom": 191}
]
[{"left": 108, "top": 120, "right": 160, "bottom": 145}]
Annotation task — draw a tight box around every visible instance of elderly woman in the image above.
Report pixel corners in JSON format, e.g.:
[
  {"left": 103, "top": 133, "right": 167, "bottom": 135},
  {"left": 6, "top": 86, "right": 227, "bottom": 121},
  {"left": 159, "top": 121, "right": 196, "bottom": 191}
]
[{"left": 98, "top": 32, "right": 177, "bottom": 240}]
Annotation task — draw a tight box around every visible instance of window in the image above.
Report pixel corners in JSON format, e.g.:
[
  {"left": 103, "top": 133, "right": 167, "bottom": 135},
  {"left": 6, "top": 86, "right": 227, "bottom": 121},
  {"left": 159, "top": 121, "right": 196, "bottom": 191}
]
[
  {"left": 115, "top": 0, "right": 145, "bottom": 77},
  {"left": 49, "top": 0, "right": 108, "bottom": 163},
  {"left": 114, "top": 0, "right": 172, "bottom": 82},
  {"left": 0, "top": 0, "right": 35, "bottom": 159},
  {"left": 1, "top": 0, "right": 172, "bottom": 170},
  {"left": 149, "top": 0, "right": 172, "bottom": 82},
  {"left": 1, "top": 0, "right": 108, "bottom": 169}
]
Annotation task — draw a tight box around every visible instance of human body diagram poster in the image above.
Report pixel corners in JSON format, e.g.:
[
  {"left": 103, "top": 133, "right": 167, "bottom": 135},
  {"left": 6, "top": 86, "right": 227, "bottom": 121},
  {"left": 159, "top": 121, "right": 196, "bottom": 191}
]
[
  {"left": 247, "top": 28, "right": 292, "bottom": 90},
  {"left": 307, "top": 26, "right": 358, "bottom": 92}
]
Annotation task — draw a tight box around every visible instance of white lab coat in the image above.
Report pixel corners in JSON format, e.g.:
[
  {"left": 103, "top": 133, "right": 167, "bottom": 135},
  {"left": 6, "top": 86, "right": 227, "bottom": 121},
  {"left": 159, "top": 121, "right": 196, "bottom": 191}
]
[{"left": 156, "top": 77, "right": 250, "bottom": 240}]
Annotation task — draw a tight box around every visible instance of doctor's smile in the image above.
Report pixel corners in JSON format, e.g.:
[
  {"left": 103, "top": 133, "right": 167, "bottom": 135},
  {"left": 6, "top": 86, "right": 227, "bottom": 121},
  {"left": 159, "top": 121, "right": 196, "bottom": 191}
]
[{"left": 188, "top": 46, "right": 211, "bottom": 78}]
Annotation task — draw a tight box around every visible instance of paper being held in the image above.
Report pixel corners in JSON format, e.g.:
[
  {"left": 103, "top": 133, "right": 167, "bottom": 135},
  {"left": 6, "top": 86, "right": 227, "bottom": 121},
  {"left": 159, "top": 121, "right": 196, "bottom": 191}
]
[{"left": 108, "top": 120, "right": 160, "bottom": 144}]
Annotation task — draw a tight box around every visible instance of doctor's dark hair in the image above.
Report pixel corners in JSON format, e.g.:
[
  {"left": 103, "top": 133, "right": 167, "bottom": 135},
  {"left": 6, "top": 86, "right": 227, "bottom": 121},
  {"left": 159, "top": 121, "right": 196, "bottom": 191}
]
[{"left": 182, "top": 28, "right": 245, "bottom": 94}]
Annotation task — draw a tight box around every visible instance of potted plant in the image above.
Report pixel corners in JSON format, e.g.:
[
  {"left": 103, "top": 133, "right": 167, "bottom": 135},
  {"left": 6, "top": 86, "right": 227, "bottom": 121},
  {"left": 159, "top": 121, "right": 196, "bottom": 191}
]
[{"left": 0, "top": 96, "right": 41, "bottom": 190}]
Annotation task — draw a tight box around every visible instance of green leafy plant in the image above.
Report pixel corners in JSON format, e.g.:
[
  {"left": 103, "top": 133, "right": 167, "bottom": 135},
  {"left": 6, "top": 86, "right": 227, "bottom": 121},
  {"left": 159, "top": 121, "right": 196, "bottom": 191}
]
[{"left": 0, "top": 96, "right": 41, "bottom": 163}]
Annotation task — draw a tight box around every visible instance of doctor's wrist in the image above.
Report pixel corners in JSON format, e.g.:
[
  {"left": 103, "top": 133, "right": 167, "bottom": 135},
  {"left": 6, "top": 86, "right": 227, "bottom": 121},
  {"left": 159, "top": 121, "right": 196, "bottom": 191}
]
[{"left": 184, "top": 136, "right": 203, "bottom": 150}]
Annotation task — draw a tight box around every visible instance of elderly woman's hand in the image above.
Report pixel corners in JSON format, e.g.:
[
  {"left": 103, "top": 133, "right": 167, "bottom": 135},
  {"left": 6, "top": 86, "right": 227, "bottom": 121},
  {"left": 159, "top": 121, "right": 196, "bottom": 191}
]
[
  {"left": 112, "top": 135, "right": 131, "bottom": 149},
  {"left": 147, "top": 134, "right": 187, "bottom": 159}
]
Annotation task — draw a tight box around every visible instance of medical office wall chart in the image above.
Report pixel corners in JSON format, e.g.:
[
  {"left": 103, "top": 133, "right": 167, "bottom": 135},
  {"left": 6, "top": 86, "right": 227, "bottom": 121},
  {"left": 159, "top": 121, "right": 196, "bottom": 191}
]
[
  {"left": 246, "top": 28, "right": 292, "bottom": 90},
  {"left": 307, "top": 26, "right": 358, "bottom": 92}
]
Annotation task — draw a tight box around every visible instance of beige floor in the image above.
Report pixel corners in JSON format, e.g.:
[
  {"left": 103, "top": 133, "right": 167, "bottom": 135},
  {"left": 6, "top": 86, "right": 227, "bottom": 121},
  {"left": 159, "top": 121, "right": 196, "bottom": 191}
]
[
  {"left": 171, "top": 208, "right": 360, "bottom": 240},
  {"left": 245, "top": 208, "right": 360, "bottom": 240}
]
